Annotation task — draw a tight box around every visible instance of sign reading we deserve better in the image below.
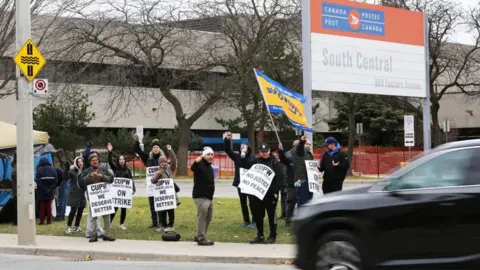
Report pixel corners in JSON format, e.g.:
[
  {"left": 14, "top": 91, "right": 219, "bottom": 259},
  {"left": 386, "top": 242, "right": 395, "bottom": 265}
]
[
  {"left": 238, "top": 164, "right": 275, "bottom": 200},
  {"left": 153, "top": 178, "right": 177, "bottom": 212},
  {"left": 146, "top": 166, "right": 159, "bottom": 197},
  {"left": 110, "top": 178, "right": 133, "bottom": 209},
  {"left": 308, "top": 0, "right": 426, "bottom": 97},
  {"left": 305, "top": 161, "right": 321, "bottom": 194},
  {"left": 87, "top": 183, "right": 115, "bottom": 218}
]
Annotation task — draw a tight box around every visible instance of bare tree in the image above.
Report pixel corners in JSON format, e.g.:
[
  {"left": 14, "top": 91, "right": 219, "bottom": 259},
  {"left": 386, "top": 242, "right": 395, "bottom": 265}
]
[{"left": 57, "top": 0, "right": 227, "bottom": 175}]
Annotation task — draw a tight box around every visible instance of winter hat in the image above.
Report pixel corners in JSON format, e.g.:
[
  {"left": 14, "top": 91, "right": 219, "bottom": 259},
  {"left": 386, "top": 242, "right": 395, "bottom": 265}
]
[
  {"left": 324, "top": 137, "right": 338, "bottom": 146},
  {"left": 202, "top": 147, "right": 214, "bottom": 157},
  {"left": 152, "top": 139, "right": 161, "bottom": 147},
  {"left": 159, "top": 156, "right": 168, "bottom": 163}
]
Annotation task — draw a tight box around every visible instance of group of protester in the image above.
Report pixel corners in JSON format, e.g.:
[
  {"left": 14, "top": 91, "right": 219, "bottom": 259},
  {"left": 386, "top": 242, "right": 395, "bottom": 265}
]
[{"left": 28, "top": 130, "right": 349, "bottom": 246}]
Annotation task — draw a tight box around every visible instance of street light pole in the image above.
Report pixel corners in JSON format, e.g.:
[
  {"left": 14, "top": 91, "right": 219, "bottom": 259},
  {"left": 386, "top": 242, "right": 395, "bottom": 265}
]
[{"left": 16, "top": 0, "right": 36, "bottom": 245}]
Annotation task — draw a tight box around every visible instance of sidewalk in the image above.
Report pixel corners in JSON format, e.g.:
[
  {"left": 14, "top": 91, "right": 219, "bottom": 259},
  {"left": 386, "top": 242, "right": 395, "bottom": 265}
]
[
  {"left": 134, "top": 179, "right": 379, "bottom": 184},
  {"left": 0, "top": 234, "right": 295, "bottom": 264}
]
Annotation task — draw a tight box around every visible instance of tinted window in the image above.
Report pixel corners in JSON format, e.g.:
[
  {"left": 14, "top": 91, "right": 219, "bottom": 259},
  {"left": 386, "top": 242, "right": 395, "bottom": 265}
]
[{"left": 385, "top": 147, "right": 480, "bottom": 191}]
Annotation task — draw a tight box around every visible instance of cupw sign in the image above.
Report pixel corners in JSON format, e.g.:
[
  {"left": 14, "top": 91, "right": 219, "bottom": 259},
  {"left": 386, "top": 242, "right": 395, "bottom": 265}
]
[{"left": 33, "top": 79, "right": 48, "bottom": 95}]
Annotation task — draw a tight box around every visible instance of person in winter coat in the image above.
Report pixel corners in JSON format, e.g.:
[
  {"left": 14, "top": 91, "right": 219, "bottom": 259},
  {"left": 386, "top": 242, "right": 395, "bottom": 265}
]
[
  {"left": 107, "top": 143, "right": 136, "bottom": 230},
  {"left": 270, "top": 148, "right": 287, "bottom": 220},
  {"left": 240, "top": 143, "right": 283, "bottom": 244},
  {"left": 35, "top": 157, "right": 58, "bottom": 225},
  {"left": 191, "top": 147, "right": 215, "bottom": 246},
  {"left": 278, "top": 140, "right": 299, "bottom": 227},
  {"left": 133, "top": 135, "right": 165, "bottom": 228},
  {"left": 224, "top": 132, "right": 255, "bottom": 228},
  {"left": 319, "top": 137, "right": 350, "bottom": 194},
  {"left": 150, "top": 145, "right": 180, "bottom": 232},
  {"left": 78, "top": 153, "right": 115, "bottom": 243},
  {"left": 66, "top": 157, "right": 87, "bottom": 234},
  {"left": 54, "top": 166, "right": 66, "bottom": 221},
  {"left": 292, "top": 136, "right": 315, "bottom": 208}
]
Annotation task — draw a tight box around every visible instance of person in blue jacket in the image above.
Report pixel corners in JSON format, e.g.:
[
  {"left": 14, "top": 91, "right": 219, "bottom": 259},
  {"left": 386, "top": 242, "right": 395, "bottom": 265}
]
[
  {"left": 35, "top": 157, "right": 58, "bottom": 225},
  {"left": 224, "top": 132, "right": 255, "bottom": 228}
]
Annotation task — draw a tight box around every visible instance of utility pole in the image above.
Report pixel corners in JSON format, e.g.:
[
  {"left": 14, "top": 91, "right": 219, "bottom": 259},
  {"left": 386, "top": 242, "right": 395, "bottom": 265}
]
[{"left": 15, "top": 0, "right": 36, "bottom": 245}]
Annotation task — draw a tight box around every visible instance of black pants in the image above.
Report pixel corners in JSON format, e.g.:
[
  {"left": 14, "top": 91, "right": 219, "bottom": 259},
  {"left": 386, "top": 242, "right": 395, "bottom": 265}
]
[
  {"left": 67, "top": 206, "right": 84, "bottom": 227},
  {"left": 280, "top": 187, "right": 287, "bottom": 217},
  {"left": 159, "top": 209, "right": 175, "bottom": 227},
  {"left": 285, "top": 187, "right": 297, "bottom": 222},
  {"left": 111, "top": 207, "right": 127, "bottom": 224},
  {"left": 322, "top": 180, "right": 344, "bottom": 194},
  {"left": 148, "top": 197, "right": 158, "bottom": 226},
  {"left": 250, "top": 193, "right": 278, "bottom": 239},
  {"left": 237, "top": 188, "right": 252, "bottom": 223}
]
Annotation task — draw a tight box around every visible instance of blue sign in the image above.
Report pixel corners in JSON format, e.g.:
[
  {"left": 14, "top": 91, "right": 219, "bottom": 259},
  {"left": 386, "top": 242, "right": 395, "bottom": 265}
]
[{"left": 321, "top": 2, "right": 385, "bottom": 36}]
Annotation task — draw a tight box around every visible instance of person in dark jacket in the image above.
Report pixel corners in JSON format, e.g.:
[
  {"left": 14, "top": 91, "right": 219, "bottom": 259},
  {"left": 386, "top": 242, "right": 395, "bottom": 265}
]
[
  {"left": 35, "top": 157, "right": 58, "bottom": 225},
  {"left": 66, "top": 156, "right": 86, "bottom": 234},
  {"left": 319, "top": 137, "right": 350, "bottom": 194},
  {"left": 270, "top": 148, "right": 286, "bottom": 219},
  {"left": 54, "top": 166, "right": 66, "bottom": 221},
  {"left": 224, "top": 132, "right": 254, "bottom": 228},
  {"left": 133, "top": 135, "right": 165, "bottom": 228},
  {"left": 191, "top": 147, "right": 215, "bottom": 246},
  {"left": 278, "top": 140, "right": 299, "bottom": 226},
  {"left": 107, "top": 143, "right": 136, "bottom": 230},
  {"left": 292, "top": 136, "right": 314, "bottom": 208},
  {"left": 240, "top": 143, "right": 283, "bottom": 244}
]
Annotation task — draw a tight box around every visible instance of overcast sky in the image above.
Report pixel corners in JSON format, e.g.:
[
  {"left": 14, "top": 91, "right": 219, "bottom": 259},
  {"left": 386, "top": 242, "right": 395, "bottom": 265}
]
[{"left": 455, "top": 0, "right": 478, "bottom": 45}]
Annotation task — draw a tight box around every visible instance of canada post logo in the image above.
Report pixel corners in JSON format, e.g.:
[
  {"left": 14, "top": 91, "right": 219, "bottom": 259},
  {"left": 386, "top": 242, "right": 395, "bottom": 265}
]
[{"left": 321, "top": 2, "right": 385, "bottom": 36}]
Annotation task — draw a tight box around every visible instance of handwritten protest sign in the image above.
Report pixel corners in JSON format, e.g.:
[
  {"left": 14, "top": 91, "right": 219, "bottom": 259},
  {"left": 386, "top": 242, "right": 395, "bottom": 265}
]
[
  {"left": 146, "top": 166, "right": 159, "bottom": 197},
  {"left": 87, "top": 183, "right": 115, "bottom": 218},
  {"left": 238, "top": 164, "right": 275, "bottom": 200},
  {"left": 153, "top": 178, "right": 177, "bottom": 212},
  {"left": 239, "top": 168, "right": 249, "bottom": 193},
  {"left": 305, "top": 160, "right": 321, "bottom": 194},
  {"left": 110, "top": 178, "right": 133, "bottom": 209}
]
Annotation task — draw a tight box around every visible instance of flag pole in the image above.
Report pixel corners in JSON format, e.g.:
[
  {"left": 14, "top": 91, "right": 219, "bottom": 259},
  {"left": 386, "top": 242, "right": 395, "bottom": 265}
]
[{"left": 253, "top": 68, "right": 282, "bottom": 145}]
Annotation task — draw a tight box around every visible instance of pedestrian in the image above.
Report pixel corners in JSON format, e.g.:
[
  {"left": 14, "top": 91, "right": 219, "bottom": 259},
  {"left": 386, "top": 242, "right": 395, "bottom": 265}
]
[
  {"left": 79, "top": 153, "right": 116, "bottom": 243},
  {"left": 270, "top": 148, "right": 287, "bottom": 219},
  {"left": 150, "top": 145, "right": 180, "bottom": 232},
  {"left": 54, "top": 165, "right": 66, "bottom": 221},
  {"left": 319, "top": 137, "right": 350, "bottom": 194},
  {"left": 240, "top": 143, "right": 283, "bottom": 244},
  {"left": 66, "top": 157, "right": 86, "bottom": 234},
  {"left": 278, "top": 140, "right": 299, "bottom": 226},
  {"left": 224, "top": 132, "right": 255, "bottom": 228},
  {"left": 35, "top": 157, "right": 58, "bottom": 225},
  {"left": 107, "top": 143, "right": 136, "bottom": 230},
  {"left": 292, "top": 136, "right": 314, "bottom": 208},
  {"left": 133, "top": 135, "right": 165, "bottom": 229},
  {"left": 191, "top": 147, "right": 215, "bottom": 246}
]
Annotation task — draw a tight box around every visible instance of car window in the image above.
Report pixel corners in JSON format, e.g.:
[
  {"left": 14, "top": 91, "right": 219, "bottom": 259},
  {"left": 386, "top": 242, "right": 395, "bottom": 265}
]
[{"left": 384, "top": 148, "right": 480, "bottom": 191}]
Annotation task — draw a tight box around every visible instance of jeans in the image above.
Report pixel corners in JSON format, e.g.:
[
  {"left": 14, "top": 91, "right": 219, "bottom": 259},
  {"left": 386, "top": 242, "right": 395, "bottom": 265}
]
[
  {"left": 56, "top": 182, "right": 69, "bottom": 219},
  {"left": 296, "top": 180, "right": 313, "bottom": 208}
]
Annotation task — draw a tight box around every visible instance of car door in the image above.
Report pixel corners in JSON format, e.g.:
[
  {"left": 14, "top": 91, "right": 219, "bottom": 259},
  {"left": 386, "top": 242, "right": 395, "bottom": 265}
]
[{"left": 373, "top": 147, "right": 479, "bottom": 262}]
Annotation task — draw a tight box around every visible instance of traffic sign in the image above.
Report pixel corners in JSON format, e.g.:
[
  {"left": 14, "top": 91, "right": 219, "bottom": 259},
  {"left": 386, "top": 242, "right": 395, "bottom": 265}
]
[
  {"left": 13, "top": 39, "right": 46, "bottom": 82},
  {"left": 33, "top": 79, "right": 48, "bottom": 94},
  {"left": 404, "top": 115, "right": 415, "bottom": 147}
]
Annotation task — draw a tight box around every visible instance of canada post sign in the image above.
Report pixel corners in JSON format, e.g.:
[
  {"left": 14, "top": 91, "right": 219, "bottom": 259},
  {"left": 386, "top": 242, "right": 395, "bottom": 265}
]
[{"left": 322, "top": 2, "right": 385, "bottom": 36}]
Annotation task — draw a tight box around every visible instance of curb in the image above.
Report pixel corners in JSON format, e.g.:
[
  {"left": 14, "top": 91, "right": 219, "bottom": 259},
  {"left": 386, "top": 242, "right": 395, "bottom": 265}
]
[{"left": 0, "top": 246, "right": 293, "bottom": 265}]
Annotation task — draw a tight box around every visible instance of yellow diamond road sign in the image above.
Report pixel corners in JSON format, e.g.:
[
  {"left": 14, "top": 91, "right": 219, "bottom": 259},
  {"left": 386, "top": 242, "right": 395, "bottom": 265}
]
[{"left": 13, "top": 39, "right": 46, "bottom": 82}]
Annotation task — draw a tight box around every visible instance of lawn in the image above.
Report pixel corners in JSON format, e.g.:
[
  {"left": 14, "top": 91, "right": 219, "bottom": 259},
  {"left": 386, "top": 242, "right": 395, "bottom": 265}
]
[{"left": 0, "top": 197, "right": 295, "bottom": 244}]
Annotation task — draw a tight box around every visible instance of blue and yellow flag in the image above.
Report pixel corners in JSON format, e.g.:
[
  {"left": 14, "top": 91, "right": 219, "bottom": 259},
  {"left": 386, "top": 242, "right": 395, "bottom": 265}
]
[{"left": 254, "top": 69, "right": 312, "bottom": 132}]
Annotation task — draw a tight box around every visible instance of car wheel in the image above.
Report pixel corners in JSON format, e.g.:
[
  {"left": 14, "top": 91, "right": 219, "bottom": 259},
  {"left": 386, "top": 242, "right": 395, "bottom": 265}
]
[{"left": 314, "top": 230, "right": 363, "bottom": 270}]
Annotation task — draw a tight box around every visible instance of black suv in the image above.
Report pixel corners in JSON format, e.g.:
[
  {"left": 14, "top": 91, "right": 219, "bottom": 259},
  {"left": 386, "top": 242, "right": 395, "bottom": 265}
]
[{"left": 293, "top": 140, "right": 480, "bottom": 270}]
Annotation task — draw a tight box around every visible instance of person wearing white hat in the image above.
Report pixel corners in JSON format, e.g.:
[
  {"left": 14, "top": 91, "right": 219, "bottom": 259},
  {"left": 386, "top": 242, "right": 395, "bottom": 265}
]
[{"left": 191, "top": 146, "right": 215, "bottom": 246}]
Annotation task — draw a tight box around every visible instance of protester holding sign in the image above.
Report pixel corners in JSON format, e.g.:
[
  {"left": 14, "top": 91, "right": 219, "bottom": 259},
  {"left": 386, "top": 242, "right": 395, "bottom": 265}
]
[
  {"left": 319, "top": 137, "right": 350, "bottom": 194},
  {"left": 66, "top": 157, "right": 87, "bottom": 235},
  {"left": 224, "top": 132, "right": 254, "bottom": 228},
  {"left": 191, "top": 147, "right": 215, "bottom": 246},
  {"left": 292, "top": 136, "right": 314, "bottom": 207},
  {"left": 134, "top": 135, "right": 165, "bottom": 228},
  {"left": 240, "top": 143, "right": 283, "bottom": 244},
  {"left": 79, "top": 153, "right": 115, "bottom": 243},
  {"left": 151, "top": 145, "right": 180, "bottom": 232},
  {"left": 107, "top": 143, "right": 136, "bottom": 230},
  {"left": 278, "top": 140, "right": 299, "bottom": 227}
]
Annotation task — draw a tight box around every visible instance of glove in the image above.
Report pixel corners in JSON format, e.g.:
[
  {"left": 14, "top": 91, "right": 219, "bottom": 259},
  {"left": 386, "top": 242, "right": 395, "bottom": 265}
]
[{"left": 294, "top": 180, "right": 302, "bottom": 188}]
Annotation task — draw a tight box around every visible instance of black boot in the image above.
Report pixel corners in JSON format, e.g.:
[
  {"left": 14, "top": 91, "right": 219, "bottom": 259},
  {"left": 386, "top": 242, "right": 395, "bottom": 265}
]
[
  {"left": 102, "top": 235, "right": 116, "bottom": 242},
  {"left": 89, "top": 235, "right": 98, "bottom": 243},
  {"left": 249, "top": 236, "right": 265, "bottom": 244},
  {"left": 265, "top": 236, "right": 276, "bottom": 244}
]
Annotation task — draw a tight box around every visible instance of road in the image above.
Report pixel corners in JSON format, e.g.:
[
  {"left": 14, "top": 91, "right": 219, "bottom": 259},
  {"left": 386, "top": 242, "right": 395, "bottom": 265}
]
[
  {"left": 134, "top": 180, "right": 373, "bottom": 198},
  {"left": 0, "top": 254, "right": 294, "bottom": 270}
]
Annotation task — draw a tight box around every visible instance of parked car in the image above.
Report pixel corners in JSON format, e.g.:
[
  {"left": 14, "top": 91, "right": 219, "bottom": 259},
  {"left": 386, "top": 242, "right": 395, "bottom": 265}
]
[{"left": 293, "top": 139, "right": 480, "bottom": 270}]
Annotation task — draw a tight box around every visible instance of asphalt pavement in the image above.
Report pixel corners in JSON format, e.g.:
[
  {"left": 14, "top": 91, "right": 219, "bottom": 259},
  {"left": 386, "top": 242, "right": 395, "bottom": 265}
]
[
  {"left": 134, "top": 180, "right": 373, "bottom": 198},
  {"left": 0, "top": 254, "right": 295, "bottom": 270}
]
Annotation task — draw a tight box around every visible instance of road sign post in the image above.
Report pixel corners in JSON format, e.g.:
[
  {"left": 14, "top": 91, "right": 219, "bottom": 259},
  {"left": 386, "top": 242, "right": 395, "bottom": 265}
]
[
  {"left": 356, "top": 123, "right": 363, "bottom": 147},
  {"left": 404, "top": 115, "right": 415, "bottom": 161},
  {"left": 443, "top": 120, "right": 450, "bottom": 143},
  {"left": 14, "top": 0, "right": 37, "bottom": 246}
]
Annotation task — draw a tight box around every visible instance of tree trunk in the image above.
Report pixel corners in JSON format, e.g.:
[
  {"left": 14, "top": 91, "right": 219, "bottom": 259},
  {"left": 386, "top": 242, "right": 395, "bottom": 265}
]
[
  {"left": 176, "top": 120, "right": 192, "bottom": 176},
  {"left": 247, "top": 120, "right": 256, "bottom": 154},
  {"left": 347, "top": 95, "right": 356, "bottom": 176},
  {"left": 431, "top": 101, "right": 441, "bottom": 147}
]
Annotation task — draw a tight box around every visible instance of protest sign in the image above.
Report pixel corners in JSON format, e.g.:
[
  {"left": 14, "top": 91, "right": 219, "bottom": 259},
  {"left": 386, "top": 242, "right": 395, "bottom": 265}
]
[
  {"left": 239, "top": 164, "right": 275, "bottom": 200},
  {"left": 305, "top": 160, "right": 321, "bottom": 194},
  {"left": 239, "top": 168, "right": 249, "bottom": 193},
  {"left": 146, "top": 166, "right": 159, "bottom": 197},
  {"left": 87, "top": 182, "right": 115, "bottom": 218},
  {"left": 110, "top": 177, "right": 133, "bottom": 209},
  {"left": 153, "top": 178, "right": 177, "bottom": 212}
]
